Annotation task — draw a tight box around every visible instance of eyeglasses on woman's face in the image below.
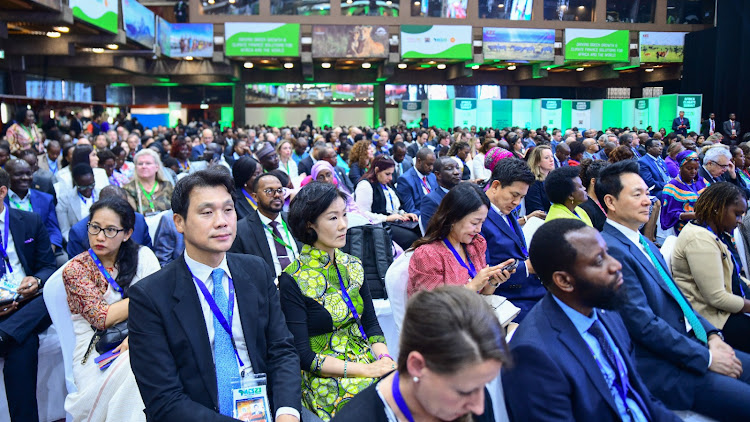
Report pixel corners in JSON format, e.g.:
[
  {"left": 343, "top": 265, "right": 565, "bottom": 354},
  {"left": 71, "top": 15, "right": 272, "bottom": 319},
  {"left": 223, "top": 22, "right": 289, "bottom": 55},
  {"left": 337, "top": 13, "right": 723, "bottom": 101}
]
[{"left": 87, "top": 223, "right": 125, "bottom": 238}]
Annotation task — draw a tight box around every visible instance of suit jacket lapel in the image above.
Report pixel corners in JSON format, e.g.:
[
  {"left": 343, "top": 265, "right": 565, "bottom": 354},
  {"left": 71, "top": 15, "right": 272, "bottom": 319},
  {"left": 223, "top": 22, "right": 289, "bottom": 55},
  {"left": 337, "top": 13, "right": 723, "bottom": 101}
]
[
  {"left": 9, "top": 210, "right": 29, "bottom": 274},
  {"left": 171, "top": 256, "right": 218, "bottom": 407},
  {"left": 247, "top": 212, "right": 274, "bottom": 267},
  {"left": 488, "top": 208, "right": 525, "bottom": 253},
  {"left": 227, "top": 256, "right": 260, "bottom": 372}
]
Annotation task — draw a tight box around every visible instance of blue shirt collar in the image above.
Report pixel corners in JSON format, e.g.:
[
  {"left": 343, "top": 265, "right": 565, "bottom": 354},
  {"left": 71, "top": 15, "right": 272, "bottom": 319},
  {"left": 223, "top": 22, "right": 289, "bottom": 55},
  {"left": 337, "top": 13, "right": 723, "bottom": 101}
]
[{"left": 551, "top": 294, "right": 598, "bottom": 336}]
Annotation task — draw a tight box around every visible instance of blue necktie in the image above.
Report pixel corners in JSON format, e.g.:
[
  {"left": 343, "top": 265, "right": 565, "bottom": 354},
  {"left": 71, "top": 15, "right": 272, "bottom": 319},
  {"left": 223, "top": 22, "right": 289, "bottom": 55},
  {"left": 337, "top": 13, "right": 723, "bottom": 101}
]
[
  {"left": 656, "top": 157, "right": 670, "bottom": 182},
  {"left": 638, "top": 235, "right": 707, "bottom": 344},
  {"left": 212, "top": 268, "right": 238, "bottom": 416}
]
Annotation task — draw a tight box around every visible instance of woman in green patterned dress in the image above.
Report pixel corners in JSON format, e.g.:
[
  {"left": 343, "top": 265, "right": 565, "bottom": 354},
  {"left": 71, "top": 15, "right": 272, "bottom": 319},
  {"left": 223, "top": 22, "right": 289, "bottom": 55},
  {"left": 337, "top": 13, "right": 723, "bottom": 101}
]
[{"left": 279, "top": 182, "right": 395, "bottom": 421}]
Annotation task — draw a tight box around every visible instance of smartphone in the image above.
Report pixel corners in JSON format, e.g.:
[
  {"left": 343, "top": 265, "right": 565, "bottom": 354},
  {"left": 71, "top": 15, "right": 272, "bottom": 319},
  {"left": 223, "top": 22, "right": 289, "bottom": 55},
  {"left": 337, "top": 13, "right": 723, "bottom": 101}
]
[{"left": 500, "top": 259, "right": 519, "bottom": 273}]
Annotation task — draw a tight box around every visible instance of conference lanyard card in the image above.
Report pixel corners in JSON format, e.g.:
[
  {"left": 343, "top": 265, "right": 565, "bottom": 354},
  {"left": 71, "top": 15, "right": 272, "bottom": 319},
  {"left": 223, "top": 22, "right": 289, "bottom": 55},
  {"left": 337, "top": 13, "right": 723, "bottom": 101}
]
[
  {"left": 232, "top": 373, "right": 272, "bottom": 422},
  {"left": 0, "top": 271, "right": 22, "bottom": 299}
]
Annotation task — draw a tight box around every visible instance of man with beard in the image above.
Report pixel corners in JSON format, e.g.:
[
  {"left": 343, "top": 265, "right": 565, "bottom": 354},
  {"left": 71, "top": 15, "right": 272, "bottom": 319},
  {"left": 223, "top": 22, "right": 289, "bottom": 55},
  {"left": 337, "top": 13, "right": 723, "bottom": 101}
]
[
  {"left": 503, "top": 219, "right": 680, "bottom": 422},
  {"left": 229, "top": 173, "right": 301, "bottom": 276}
]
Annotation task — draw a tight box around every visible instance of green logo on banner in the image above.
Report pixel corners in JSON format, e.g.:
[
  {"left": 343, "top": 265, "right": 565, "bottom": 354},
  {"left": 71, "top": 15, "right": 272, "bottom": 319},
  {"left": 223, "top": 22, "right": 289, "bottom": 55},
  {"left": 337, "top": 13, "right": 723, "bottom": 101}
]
[
  {"left": 636, "top": 100, "right": 648, "bottom": 110},
  {"left": 678, "top": 95, "right": 701, "bottom": 108},
  {"left": 457, "top": 100, "right": 476, "bottom": 110},
  {"left": 573, "top": 101, "right": 591, "bottom": 111},
  {"left": 543, "top": 100, "right": 561, "bottom": 110}
]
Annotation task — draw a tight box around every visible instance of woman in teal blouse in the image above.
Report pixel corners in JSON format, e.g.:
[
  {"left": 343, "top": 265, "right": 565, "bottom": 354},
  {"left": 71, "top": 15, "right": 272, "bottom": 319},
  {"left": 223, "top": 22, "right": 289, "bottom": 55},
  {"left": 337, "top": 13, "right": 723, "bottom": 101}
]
[{"left": 544, "top": 166, "right": 593, "bottom": 227}]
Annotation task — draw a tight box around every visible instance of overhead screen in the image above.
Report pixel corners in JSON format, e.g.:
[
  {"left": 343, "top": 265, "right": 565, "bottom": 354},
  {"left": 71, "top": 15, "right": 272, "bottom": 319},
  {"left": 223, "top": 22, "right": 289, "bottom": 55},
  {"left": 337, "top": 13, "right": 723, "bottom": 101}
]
[
  {"left": 158, "top": 22, "right": 214, "bottom": 59},
  {"left": 400, "top": 25, "right": 472, "bottom": 60},
  {"left": 70, "top": 0, "right": 119, "bottom": 34},
  {"left": 639, "top": 32, "right": 687, "bottom": 63},
  {"left": 483, "top": 28, "right": 554, "bottom": 61},
  {"left": 312, "top": 25, "right": 389, "bottom": 58},
  {"left": 123, "top": 0, "right": 155, "bottom": 48},
  {"left": 564, "top": 29, "right": 629, "bottom": 62},
  {"left": 225, "top": 23, "right": 300, "bottom": 57}
]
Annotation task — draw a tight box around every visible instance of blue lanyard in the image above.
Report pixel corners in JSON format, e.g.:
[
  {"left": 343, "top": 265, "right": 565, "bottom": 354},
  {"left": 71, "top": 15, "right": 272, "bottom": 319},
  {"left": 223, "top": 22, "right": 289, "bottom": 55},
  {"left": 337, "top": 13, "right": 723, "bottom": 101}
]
[
  {"left": 79, "top": 191, "right": 96, "bottom": 205},
  {"left": 333, "top": 260, "right": 368, "bottom": 340},
  {"left": 508, "top": 212, "right": 529, "bottom": 257},
  {"left": 0, "top": 207, "right": 13, "bottom": 274},
  {"left": 442, "top": 238, "right": 477, "bottom": 278},
  {"left": 189, "top": 268, "right": 245, "bottom": 367},
  {"left": 381, "top": 184, "right": 394, "bottom": 213},
  {"left": 88, "top": 248, "right": 123, "bottom": 297},
  {"left": 391, "top": 371, "right": 415, "bottom": 422},
  {"left": 48, "top": 159, "right": 58, "bottom": 174},
  {"left": 585, "top": 340, "right": 631, "bottom": 409},
  {"left": 705, "top": 225, "right": 746, "bottom": 297},
  {"left": 242, "top": 188, "right": 257, "bottom": 208}
]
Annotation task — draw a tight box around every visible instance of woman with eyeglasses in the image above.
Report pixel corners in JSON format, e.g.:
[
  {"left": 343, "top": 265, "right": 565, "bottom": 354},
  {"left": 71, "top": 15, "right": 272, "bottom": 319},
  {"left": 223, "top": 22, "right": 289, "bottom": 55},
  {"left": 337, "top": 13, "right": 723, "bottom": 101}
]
[
  {"left": 62, "top": 196, "right": 160, "bottom": 421},
  {"left": 660, "top": 150, "right": 706, "bottom": 235},
  {"left": 56, "top": 164, "right": 98, "bottom": 242}
]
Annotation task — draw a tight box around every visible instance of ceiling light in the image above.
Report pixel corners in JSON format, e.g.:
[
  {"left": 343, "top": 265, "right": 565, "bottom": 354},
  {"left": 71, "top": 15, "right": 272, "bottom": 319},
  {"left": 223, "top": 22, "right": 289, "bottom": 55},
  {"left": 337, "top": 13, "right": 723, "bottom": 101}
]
[
  {"left": 260, "top": 59, "right": 270, "bottom": 64},
  {"left": 46, "top": 31, "right": 61, "bottom": 38},
  {"left": 398, "top": 63, "right": 407, "bottom": 69},
  {"left": 346, "top": 0, "right": 352, "bottom": 3},
  {"left": 345, "top": 60, "right": 354, "bottom": 64},
  {"left": 437, "top": 63, "right": 446, "bottom": 69},
  {"left": 578, "top": 5, "right": 585, "bottom": 9},
  {"left": 284, "top": 62, "right": 294, "bottom": 69},
  {"left": 428, "top": 60, "right": 436, "bottom": 64},
  {"left": 386, "top": 0, "right": 392, "bottom": 4},
  {"left": 507, "top": 65, "right": 517, "bottom": 70},
  {"left": 362, "top": 62, "right": 371, "bottom": 69},
  {"left": 576, "top": 67, "right": 584, "bottom": 71},
  {"left": 228, "top": 0, "right": 235, "bottom": 3},
  {"left": 414, "top": 1, "right": 420, "bottom": 4},
  {"left": 107, "top": 44, "right": 118, "bottom": 50},
  {"left": 244, "top": 61, "right": 253, "bottom": 68},
  {"left": 471, "top": 65, "right": 480, "bottom": 70},
  {"left": 208, "top": 0, "right": 214, "bottom": 4},
  {"left": 53, "top": 26, "right": 70, "bottom": 33},
  {"left": 645, "top": 68, "right": 655, "bottom": 72},
  {"left": 185, "top": 55, "right": 194, "bottom": 60},
  {"left": 92, "top": 47, "right": 104, "bottom": 53},
  {"left": 498, "top": 3, "right": 504, "bottom": 7},
  {"left": 321, "top": 62, "right": 331, "bottom": 68},
  {"left": 560, "top": 5, "right": 567, "bottom": 10},
  {"left": 200, "top": 103, "right": 209, "bottom": 109}
]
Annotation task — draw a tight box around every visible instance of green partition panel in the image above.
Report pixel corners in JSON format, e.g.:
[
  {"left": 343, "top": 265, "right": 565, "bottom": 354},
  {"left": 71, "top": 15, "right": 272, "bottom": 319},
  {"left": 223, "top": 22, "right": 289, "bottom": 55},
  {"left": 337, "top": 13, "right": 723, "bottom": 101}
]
[
  {"left": 658, "top": 94, "right": 678, "bottom": 133},
  {"left": 427, "top": 100, "right": 453, "bottom": 129},
  {"left": 621, "top": 99, "right": 635, "bottom": 129},
  {"left": 512, "top": 99, "right": 533, "bottom": 128},
  {"left": 562, "top": 100, "right": 572, "bottom": 131},
  {"left": 453, "top": 99, "right": 478, "bottom": 128},
  {"left": 602, "top": 100, "right": 623, "bottom": 129},
  {"left": 477, "top": 99, "right": 493, "bottom": 128},
  {"left": 492, "top": 100, "right": 513, "bottom": 128},
  {"left": 531, "top": 99, "right": 541, "bottom": 129}
]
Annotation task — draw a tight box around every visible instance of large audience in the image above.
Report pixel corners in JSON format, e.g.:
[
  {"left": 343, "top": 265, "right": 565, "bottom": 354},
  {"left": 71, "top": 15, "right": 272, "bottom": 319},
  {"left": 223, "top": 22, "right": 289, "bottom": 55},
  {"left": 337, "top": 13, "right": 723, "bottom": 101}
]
[{"left": 1, "top": 107, "right": 750, "bottom": 421}]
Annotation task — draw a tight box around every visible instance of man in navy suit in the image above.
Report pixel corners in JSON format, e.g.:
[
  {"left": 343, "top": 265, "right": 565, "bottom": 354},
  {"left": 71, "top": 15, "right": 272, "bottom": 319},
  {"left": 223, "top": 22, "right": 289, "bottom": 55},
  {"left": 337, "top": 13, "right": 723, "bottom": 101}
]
[
  {"left": 420, "top": 156, "right": 460, "bottom": 231},
  {"left": 504, "top": 219, "right": 680, "bottom": 422},
  {"left": 190, "top": 128, "right": 214, "bottom": 160},
  {"left": 5, "top": 159, "right": 62, "bottom": 251},
  {"left": 390, "top": 142, "right": 413, "bottom": 184},
  {"left": 395, "top": 148, "right": 437, "bottom": 216},
  {"left": 554, "top": 142, "right": 570, "bottom": 168},
  {"left": 481, "top": 158, "right": 545, "bottom": 321},
  {"left": 637, "top": 139, "right": 670, "bottom": 199},
  {"left": 152, "top": 210, "right": 185, "bottom": 266},
  {"left": 598, "top": 160, "right": 750, "bottom": 419},
  {"left": 672, "top": 111, "right": 690, "bottom": 136},
  {"left": 66, "top": 185, "right": 152, "bottom": 258}
]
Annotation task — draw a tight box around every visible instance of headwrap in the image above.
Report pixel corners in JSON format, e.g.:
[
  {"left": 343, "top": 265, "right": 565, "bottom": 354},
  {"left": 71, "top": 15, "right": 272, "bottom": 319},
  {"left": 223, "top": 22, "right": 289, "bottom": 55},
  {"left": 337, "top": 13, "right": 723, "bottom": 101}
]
[
  {"left": 311, "top": 160, "right": 335, "bottom": 182},
  {"left": 484, "top": 147, "right": 514, "bottom": 173},
  {"left": 676, "top": 150, "right": 699, "bottom": 167}
]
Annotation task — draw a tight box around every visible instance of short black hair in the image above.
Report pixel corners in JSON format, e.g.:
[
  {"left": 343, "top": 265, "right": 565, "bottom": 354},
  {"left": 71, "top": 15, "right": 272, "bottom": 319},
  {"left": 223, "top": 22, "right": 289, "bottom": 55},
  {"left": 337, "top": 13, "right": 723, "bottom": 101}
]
[
  {"left": 618, "top": 133, "right": 633, "bottom": 146},
  {"left": 530, "top": 218, "right": 588, "bottom": 287},
  {"left": 393, "top": 141, "right": 406, "bottom": 151},
  {"left": 644, "top": 138, "right": 660, "bottom": 149},
  {"left": 72, "top": 145, "right": 94, "bottom": 168},
  {"left": 252, "top": 173, "right": 281, "bottom": 193},
  {"left": 287, "top": 182, "right": 347, "bottom": 246},
  {"left": 97, "top": 149, "right": 116, "bottom": 163},
  {"left": 432, "top": 156, "right": 454, "bottom": 174},
  {"left": 569, "top": 141, "right": 586, "bottom": 157},
  {"left": 0, "top": 168, "right": 9, "bottom": 189},
  {"left": 545, "top": 166, "right": 581, "bottom": 204},
  {"left": 594, "top": 160, "right": 640, "bottom": 212},
  {"left": 231, "top": 156, "right": 259, "bottom": 189},
  {"left": 268, "top": 169, "right": 290, "bottom": 188},
  {"left": 490, "top": 158, "right": 535, "bottom": 188},
  {"left": 172, "top": 167, "right": 235, "bottom": 219},
  {"left": 580, "top": 159, "right": 610, "bottom": 190},
  {"left": 72, "top": 163, "right": 94, "bottom": 181},
  {"left": 415, "top": 147, "right": 434, "bottom": 161}
]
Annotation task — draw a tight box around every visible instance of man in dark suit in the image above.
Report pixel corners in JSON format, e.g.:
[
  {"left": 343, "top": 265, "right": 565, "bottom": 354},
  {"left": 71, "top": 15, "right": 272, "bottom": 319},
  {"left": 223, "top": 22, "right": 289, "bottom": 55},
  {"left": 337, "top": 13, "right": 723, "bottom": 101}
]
[
  {"left": 481, "top": 158, "right": 545, "bottom": 321},
  {"left": 504, "top": 219, "right": 680, "bottom": 422},
  {"left": 420, "top": 156, "right": 460, "bottom": 231},
  {"left": 18, "top": 150, "right": 56, "bottom": 198},
  {"left": 152, "top": 210, "right": 185, "bottom": 267},
  {"left": 129, "top": 168, "right": 303, "bottom": 421},
  {"left": 637, "top": 139, "right": 670, "bottom": 199},
  {"left": 297, "top": 142, "right": 325, "bottom": 177},
  {"left": 722, "top": 113, "right": 741, "bottom": 145},
  {"left": 554, "top": 142, "right": 570, "bottom": 168},
  {"left": 66, "top": 186, "right": 152, "bottom": 258},
  {"left": 698, "top": 145, "right": 744, "bottom": 187},
  {"left": 5, "top": 159, "right": 63, "bottom": 250},
  {"left": 396, "top": 148, "right": 437, "bottom": 216},
  {"left": 406, "top": 131, "right": 431, "bottom": 159},
  {"left": 672, "top": 111, "right": 690, "bottom": 136},
  {"left": 598, "top": 160, "right": 750, "bottom": 419},
  {"left": 69, "top": 111, "right": 83, "bottom": 137},
  {"left": 0, "top": 168, "right": 56, "bottom": 422},
  {"left": 229, "top": 174, "right": 301, "bottom": 277},
  {"left": 190, "top": 128, "right": 214, "bottom": 160},
  {"left": 390, "top": 142, "right": 413, "bottom": 185},
  {"left": 319, "top": 146, "right": 354, "bottom": 194},
  {"left": 701, "top": 112, "right": 717, "bottom": 137}
]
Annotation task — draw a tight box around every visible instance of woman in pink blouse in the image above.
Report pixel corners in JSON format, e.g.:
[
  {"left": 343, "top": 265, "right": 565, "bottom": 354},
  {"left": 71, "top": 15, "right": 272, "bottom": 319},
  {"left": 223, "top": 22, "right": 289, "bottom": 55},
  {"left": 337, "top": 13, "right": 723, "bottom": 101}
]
[
  {"left": 62, "top": 196, "right": 159, "bottom": 421},
  {"left": 407, "top": 183, "right": 514, "bottom": 297}
]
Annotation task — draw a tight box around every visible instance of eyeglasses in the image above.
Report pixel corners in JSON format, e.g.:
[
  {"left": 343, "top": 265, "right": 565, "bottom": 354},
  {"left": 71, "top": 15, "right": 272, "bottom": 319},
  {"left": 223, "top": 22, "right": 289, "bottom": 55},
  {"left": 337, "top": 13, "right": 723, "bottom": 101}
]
[
  {"left": 262, "top": 187, "right": 285, "bottom": 197},
  {"left": 709, "top": 160, "right": 731, "bottom": 169},
  {"left": 87, "top": 223, "right": 126, "bottom": 238},
  {"left": 76, "top": 183, "right": 96, "bottom": 191}
]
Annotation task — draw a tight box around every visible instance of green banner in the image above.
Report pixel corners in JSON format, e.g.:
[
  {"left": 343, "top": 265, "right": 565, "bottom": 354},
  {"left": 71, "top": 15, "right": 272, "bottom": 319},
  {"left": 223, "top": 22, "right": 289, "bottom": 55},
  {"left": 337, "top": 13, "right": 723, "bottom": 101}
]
[
  {"left": 454, "top": 99, "right": 477, "bottom": 128},
  {"left": 401, "top": 101, "right": 424, "bottom": 128},
  {"left": 401, "top": 25, "right": 472, "bottom": 60},
  {"left": 540, "top": 99, "right": 563, "bottom": 128},
  {"left": 634, "top": 98, "right": 649, "bottom": 128},
  {"left": 71, "top": 0, "right": 118, "bottom": 34},
  {"left": 225, "top": 23, "right": 300, "bottom": 57},
  {"left": 677, "top": 95, "right": 702, "bottom": 132},
  {"left": 565, "top": 29, "right": 629, "bottom": 62},
  {"left": 492, "top": 100, "right": 513, "bottom": 129},
  {"left": 571, "top": 100, "right": 592, "bottom": 130}
]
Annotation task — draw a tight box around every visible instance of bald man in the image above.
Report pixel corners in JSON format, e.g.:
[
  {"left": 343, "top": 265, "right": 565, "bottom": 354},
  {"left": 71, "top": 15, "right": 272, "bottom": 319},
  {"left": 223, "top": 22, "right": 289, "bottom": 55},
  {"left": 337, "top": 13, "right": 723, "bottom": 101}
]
[
  {"left": 190, "top": 128, "right": 214, "bottom": 160},
  {"left": 582, "top": 139, "right": 600, "bottom": 160}
]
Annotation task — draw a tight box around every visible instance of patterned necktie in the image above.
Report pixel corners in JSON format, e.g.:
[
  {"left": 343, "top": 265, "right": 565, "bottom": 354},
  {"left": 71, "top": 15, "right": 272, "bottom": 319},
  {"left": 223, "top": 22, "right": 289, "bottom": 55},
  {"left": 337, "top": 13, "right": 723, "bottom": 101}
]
[
  {"left": 422, "top": 176, "right": 431, "bottom": 194},
  {"left": 638, "top": 235, "right": 707, "bottom": 344},
  {"left": 0, "top": 229, "right": 7, "bottom": 279},
  {"left": 588, "top": 320, "right": 625, "bottom": 390},
  {"left": 211, "top": 268, "right": 238, "bottom": 416},
  {"left": 656, "top": 157, "right": 670, "bottom": 182},
  {"left": 269, "top": 221, "right": 291, "bottom": 271}
]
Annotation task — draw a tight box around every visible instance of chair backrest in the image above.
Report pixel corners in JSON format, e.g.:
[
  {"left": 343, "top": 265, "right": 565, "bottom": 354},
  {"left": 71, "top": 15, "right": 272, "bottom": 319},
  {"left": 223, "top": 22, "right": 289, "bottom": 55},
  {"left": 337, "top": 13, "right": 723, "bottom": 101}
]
[
  {"left": 659, "top": 235, "right": 678, "bottom": 273},
  {"left": 521, "top": 216, "right": 545, "bottom": 249},
  {"left": 385, "top": 250, "right": 413, "bottom": 335},
  {"left": 42, "top": 262, "right": 77, "bottom": 395},
  {"left": 418, "top": 214, "right": 426, "bottom": 236},
  {"left": 341, "top": 224, "right": 394, "bottom": 299}
]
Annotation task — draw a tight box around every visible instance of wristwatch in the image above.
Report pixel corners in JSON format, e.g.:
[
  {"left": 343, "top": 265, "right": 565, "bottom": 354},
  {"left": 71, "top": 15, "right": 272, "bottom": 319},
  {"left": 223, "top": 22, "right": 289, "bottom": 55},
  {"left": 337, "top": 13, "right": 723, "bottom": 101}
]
[{"left": 33, "top": 277, "right": 41, "bottom": 289}]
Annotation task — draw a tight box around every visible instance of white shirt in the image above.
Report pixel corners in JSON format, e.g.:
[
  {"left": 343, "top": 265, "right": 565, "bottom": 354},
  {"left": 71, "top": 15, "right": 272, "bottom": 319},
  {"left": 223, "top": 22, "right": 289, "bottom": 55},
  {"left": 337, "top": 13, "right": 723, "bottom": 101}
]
[
  {"left": 415, "top": 169, "right": 431, "bottom": 195},
  {"left": 257, "top": 211, "right": 299, "bottom": 276},
  {"left": 354, "top": 180, "right": 401, "bottom": 224},
  {"left": 184, "top": 251, "right": 299, "bottom": 420},
  {"left": 79, "top": 192, "right": 95, "bottom": 220},
  {"left": 0, "top": 206, "right": 27, "bottom": 279},
  {"left": 8, "top": 189, "right": 32, "bottom": 212}
]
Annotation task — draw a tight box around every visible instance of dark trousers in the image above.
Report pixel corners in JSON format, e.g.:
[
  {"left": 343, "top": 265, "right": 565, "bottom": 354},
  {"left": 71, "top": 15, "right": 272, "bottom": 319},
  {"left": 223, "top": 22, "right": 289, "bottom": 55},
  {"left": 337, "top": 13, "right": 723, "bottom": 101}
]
[
  {"left": 387, "top": 224, "right": 420, "bottom": 251},
  {"left": 0, "top": 296, "right": 52, "bottom": 422},
  {"left": 722, "top": 312, "right": 750, "bottom": 354},
  {"left": 692, "top": 349, "right": 750, "bottom": 421}
]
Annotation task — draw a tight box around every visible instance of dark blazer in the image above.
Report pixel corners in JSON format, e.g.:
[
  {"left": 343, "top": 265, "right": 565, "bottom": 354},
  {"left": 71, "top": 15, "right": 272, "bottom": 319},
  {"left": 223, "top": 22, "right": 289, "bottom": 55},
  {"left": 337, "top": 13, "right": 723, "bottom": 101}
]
[
  {"left": 190, "top": 143, "right": 207, "bottom": 161},
  {"left": 297, "top": 156, "right": 314, "bottom": 177},
  {"left": 419, "top": 186, "right": 447, "bottom": 231},
  {"left": 128, "top": 253, "right": 302, "bottom": 421},
  {"left": 333, "top": 166, "right": 354, "bottom": 194},
  {"left": 9, "top": 208, "right": 56, "bottom": 283},
  {"left": 481, "top": 206, "right": 545, "bottom": 321},
  {"left": 671, "top": 117, "right": 690, "bottom": 136},
  {"left": 392, "top": 156, "right": 414, "bottom": 183},
  {"left": 722, "top": 119, "right": 741, "bottom": 141},
  {"left": 152, "top": 210, "right": 185, "bottom": 267},
  {"left": 6, "top": 189, "right": 63, "bottom": 249},
  {"left": 700, "top": 119, "right": 718, "bottom": 137},
  {"left": 348, "top": 162, "right": 365, "bottom": 186},
  {"left": 32, "top": 169, "right": 56, "bottom": 198},
  {"left": 638, "top": 154, "right": 669, "bottom": 199},
  {"left": 67, "top": 213, "right": 152, "bottom": 258},
  {"left": 579, "top": 199, "right": 607, "bottom": 231},
  {"left": 229, "top": 211, "right": 302, "bottom": 272},
  {"left": 395, "top": 167, "right": 438, "bottom": 216},
  {"left": 698, "top": 165, "right": 742, "bottom": 188},
  {"left": 601, "top": 222, "right": 718, "bottom": 409},
  {"left": 503, "top": 292, "right": 680, "bottom": 422},
  {"left": 234, "top": 192, "right": 256, "bottom": 222},
  {"left": 524, "top": 180, "right": 550, "bottom": 213}
]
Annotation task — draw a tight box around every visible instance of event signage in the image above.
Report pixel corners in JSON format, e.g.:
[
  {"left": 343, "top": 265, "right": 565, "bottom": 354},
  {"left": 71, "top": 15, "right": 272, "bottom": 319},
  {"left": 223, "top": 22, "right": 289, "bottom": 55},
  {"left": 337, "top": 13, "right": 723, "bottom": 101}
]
[
  {"left": 564, "top": 29, "right": 629, "bottom": 62},
  {"left": 571, "top": 100, "right": 592, "bottom": 130},
  {"left": 639, "top": 32, "right": 687, "bottom": 63},
  {"left": 312, "top": 25, "right": 388, "bottom": 58},
  {"left": 482, "top": 28, "right": 555, "bottom": 61},
  {"left": 123, "top": 0, "right": 155, "bottom": 48},
  {"left": 157, "top": 17, "right": 171, "bottom": 57},
  {"left": 677, "top": 95, "right": 702, "bottom": 129},
  {"left": 70, "top": 0, "right": 119, "bottom": 34},
  {"left": 401, "top": 25, "right": 472, "bottom": 60},
  {"left": 401, "top": 101, "right": 424, "bottom": 127},
  {"left": 634, "top": 99, "right": 649, "bottom": 127},
  {"left": 454, "top": 99, "right": 477, "bottom": 128},
  {"left": 167, "top": 23, "right": 214, "bottom": 58},
  {"left": 540, "top": 99, "right": 563, "bottom": 128},
  {"left": 225, "top": 23, "right": 300, "bottom": 57}
]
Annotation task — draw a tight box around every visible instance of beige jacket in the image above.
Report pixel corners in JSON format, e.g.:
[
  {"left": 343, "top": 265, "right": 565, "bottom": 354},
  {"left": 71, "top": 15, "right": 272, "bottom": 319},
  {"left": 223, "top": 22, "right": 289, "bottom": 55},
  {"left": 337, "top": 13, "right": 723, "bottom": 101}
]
[{"left": 672, "top": 222, "right": 747, "bottom": 329}]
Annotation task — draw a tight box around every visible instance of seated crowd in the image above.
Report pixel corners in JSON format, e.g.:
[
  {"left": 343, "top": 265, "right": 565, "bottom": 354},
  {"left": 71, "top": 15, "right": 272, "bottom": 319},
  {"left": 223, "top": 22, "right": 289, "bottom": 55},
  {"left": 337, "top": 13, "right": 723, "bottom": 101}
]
[{"left": 2, "top": 109, "right": 750, "bottom": 422}]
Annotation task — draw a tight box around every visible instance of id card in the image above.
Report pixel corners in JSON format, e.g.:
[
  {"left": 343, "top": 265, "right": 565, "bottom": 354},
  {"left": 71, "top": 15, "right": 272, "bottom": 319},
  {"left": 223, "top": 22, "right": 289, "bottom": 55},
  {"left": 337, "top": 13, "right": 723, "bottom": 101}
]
[
  {"left": 0, "top": 271, "right": 22, "bottom": 300},
  {"left": 232, "top": 373, "right": 272, "bottom": 422}
]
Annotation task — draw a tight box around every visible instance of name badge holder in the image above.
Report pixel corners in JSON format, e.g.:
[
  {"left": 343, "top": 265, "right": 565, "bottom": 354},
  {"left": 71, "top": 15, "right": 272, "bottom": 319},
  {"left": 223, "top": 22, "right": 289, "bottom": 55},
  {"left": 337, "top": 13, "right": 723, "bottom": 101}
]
[
  {"left": 232, "top": 373, "right": 272, "bottom": 422},
  {"left": 0, "top": 208, "right": 20, "bottom": 301}
]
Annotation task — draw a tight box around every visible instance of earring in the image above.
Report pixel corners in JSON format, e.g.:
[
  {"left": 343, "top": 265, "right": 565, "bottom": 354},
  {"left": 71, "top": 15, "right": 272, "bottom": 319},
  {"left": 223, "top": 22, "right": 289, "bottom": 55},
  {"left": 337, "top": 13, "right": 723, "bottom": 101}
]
[{"left": 413, "top": 376, "right": 420, "bottom": 383}]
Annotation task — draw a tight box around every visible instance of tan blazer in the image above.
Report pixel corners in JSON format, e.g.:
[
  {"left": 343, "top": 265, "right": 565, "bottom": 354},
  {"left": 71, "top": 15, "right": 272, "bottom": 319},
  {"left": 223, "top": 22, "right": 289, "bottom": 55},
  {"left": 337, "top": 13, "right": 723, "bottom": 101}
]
[{"left": 672, "top": 222, "right": 747, "bottom": 329}]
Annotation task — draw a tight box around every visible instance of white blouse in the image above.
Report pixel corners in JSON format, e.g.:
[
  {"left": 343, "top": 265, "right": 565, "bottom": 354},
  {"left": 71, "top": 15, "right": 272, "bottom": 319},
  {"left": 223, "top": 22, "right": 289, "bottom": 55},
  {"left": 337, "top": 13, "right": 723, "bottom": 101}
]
[{"left": 354, "top": 180, "right": 401, "bottom": 224}]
